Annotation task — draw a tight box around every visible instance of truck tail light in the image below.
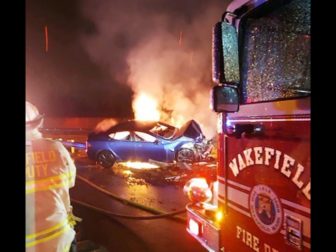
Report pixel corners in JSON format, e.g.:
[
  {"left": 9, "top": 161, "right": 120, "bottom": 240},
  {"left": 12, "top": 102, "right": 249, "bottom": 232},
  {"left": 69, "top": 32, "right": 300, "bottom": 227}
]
[
  {"left": 215, "top": 210, "right": 223, "bottom": 222},
  {"left": 189, "top": 218, "right": 202, "bottom": 236}
]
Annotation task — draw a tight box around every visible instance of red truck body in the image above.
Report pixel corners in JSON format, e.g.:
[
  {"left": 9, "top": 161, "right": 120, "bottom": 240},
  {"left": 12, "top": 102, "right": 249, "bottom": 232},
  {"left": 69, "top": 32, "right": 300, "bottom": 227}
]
[{"left": 185, "top": 0, "right": 310, "bottom": 251}]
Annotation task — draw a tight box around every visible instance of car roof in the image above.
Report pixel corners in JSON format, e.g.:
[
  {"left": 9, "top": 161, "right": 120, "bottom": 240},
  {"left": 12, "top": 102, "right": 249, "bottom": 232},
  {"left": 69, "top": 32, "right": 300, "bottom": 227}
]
[{"left": 107, "top": 120, "right": 173, "bottom": 133}]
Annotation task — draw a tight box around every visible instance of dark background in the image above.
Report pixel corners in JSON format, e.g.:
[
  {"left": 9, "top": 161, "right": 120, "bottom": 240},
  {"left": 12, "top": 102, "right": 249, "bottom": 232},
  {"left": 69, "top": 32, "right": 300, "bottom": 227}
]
[
  {"left": 26, "top": 0, "right": 133, "bottom": 117},
  {"left": 26, "top": 0, "right": 226, "bottom": 117}
]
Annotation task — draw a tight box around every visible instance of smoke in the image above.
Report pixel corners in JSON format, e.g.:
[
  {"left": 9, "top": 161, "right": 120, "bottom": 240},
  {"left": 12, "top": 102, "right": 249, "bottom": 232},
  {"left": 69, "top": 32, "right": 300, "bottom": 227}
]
[{"left": 80, "top": 0, "right": 225, "bottom": 138}]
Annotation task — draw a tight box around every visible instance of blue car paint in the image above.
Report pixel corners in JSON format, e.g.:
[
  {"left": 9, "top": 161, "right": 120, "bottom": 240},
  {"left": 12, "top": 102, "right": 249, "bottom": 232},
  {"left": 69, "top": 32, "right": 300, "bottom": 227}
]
[
  {"left": 88, "top": 138, "right": 135, "bottom": 161},
  {"left": 88, "top": 135, "right": 197, "bottom": 163},
  {"left": 132, "top": 136, "right": 194, "bottom": 162},
  {"left": 133, "top": 140, "right": 169, "bottom": 162},
  {"left": 87, "top": 120, "right": 204, "bottom": 163}
]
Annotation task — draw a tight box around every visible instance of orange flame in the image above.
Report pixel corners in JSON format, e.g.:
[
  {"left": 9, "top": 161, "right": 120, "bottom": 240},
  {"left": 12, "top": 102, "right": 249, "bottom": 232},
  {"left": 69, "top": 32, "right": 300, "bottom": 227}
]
[
  {"left": 170, "top": 115, "right": 185, "bottom": 128},
  {"left": 133, "top": 93, "right": 160, "bottom": 121},
  {"left": 120, "top": 161, "right": 160, "bottom": 169},
  {"left": 133, "top": 92, "right": 187, "bottom": 128}
]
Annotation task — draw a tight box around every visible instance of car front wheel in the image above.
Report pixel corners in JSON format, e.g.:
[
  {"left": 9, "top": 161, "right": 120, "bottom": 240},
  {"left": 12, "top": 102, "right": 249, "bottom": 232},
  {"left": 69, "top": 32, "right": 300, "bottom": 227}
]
[
  {"left": 97, "top": 150, "right": 116, "bottom": 168},
  {"left": 176, "top": 148, "right": 195, "bottom": 163}
]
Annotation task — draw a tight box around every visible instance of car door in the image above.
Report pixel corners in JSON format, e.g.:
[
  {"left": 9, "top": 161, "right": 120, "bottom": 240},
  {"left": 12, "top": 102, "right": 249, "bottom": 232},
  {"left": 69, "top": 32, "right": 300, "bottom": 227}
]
[
  {"left": 107, "top": 131, "right": 135, "bottom": 160},
  {"left": 133, "top": 131, "right": 168, "bottom": 162}
]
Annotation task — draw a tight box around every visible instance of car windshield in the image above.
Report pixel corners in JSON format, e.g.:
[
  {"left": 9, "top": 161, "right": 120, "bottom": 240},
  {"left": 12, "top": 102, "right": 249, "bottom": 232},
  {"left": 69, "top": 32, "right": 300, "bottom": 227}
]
[{"left": 149, "top": 122, "right": 177, "bottom": 139}]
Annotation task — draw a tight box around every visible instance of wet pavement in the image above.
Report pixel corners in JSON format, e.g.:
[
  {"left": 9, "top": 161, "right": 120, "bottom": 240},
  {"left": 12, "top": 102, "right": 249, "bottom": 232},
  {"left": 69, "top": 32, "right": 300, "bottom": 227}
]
[
  {"left": 74, "top": 203, "right": 207, "bottom": 252},
  {"left": 70, "top": 157, "right": 213, "bottom": 252},
  {"left": 44, "top": 131, "right": 215, "bottom": 251}
]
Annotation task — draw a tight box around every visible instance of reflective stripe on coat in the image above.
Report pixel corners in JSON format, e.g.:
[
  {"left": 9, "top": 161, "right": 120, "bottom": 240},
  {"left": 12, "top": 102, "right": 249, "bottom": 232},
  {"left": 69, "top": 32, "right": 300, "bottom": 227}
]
[{"left": 26, "top": 137, "right": 76, "bottom": 252}]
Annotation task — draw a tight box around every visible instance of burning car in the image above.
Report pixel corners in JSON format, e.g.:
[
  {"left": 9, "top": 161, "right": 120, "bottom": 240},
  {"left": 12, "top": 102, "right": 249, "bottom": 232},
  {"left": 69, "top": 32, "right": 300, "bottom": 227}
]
[{"left": 86, "top": 119, "right": 212, "bottom": 168}]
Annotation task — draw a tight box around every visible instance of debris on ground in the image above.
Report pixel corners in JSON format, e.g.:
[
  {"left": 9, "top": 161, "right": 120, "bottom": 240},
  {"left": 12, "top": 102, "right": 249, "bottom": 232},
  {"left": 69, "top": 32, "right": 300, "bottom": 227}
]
[{"left": 110, "top": 161, "right": 217, "bottom": 186}]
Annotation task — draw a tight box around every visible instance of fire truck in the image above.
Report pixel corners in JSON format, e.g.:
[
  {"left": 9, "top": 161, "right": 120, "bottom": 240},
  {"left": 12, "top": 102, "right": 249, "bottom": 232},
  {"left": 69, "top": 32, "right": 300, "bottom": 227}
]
[{"left": 183, "top": 0, "right": 310, "bottom": 251}]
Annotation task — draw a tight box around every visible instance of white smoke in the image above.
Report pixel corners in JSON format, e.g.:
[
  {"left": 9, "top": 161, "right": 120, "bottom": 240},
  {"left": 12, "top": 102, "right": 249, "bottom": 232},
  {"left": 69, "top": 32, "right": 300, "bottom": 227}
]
[{"left": 80, "top": 1, "right": 226, "bottom": 138}]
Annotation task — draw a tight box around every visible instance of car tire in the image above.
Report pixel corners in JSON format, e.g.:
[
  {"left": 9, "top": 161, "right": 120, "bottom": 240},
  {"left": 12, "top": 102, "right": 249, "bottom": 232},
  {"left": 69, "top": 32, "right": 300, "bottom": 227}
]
[
  {"left": 176, "top": 148, "right": 195, "bottom": 163},
  {"left": 97, "top": 150, "right": 116, "bottom": 168}
]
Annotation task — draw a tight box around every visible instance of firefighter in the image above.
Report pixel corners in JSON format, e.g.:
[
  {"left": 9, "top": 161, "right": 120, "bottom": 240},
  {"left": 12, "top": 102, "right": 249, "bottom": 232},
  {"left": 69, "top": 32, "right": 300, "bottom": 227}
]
[{"left": 26, "top": 101, "right": 78, "bottom": 252}]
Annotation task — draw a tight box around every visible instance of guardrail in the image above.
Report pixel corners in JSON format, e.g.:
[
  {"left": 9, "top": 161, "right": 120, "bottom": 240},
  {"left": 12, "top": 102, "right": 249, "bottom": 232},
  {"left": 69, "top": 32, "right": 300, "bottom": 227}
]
[
  {"left": 61, "top": 141, "right": 86, "bottom": 149},
  {"left": 40, "top": 128, "right": 91, "bottom": 134},
  {"left": 40, "top": 128, "right": 88, "bottom": 153}
]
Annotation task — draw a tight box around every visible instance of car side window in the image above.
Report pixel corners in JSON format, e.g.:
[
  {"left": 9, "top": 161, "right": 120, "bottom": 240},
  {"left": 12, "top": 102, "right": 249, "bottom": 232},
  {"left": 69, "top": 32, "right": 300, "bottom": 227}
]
[
  {"left": 134, "top": 131, "right": 157, "bottom": 143},
  {"left": 108, "top": 131, "right": 131, "bottom": 141}
]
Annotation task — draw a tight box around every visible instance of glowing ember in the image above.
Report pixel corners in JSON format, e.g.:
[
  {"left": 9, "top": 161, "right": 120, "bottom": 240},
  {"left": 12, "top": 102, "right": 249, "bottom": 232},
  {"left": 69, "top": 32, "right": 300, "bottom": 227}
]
[
  {"left": 120, "top": 161, "right": 160, "bottom": 170},
  {"left": 44, "top": 25, "right": 48, "bottom": 52},
  {"left": 133, "top": 93, "right": 160, "bottom": 121},
  {"left": 122, "top": 170, "right": 133, "bottom": 176}
]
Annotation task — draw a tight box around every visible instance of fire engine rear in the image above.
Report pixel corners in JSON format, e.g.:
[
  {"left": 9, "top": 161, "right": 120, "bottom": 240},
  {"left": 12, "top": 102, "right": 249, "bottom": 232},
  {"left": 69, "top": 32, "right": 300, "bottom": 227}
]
[{"left": 184, "top": 0, "right": 310, "bottom": 251}]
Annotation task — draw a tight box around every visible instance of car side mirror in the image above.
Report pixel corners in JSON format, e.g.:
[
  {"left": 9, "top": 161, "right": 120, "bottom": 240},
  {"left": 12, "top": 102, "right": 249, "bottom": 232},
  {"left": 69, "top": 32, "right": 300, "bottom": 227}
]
[{"left": 210, "top": 85, "right": 239, "bottom": 113}]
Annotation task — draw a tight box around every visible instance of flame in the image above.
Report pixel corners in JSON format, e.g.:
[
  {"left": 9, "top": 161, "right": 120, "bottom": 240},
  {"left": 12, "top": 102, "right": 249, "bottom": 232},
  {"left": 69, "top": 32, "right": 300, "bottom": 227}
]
[
  {"left": 133, "top": 92, "right": 186, "bottom": 127},
  {"left": 122, "top": 170, "right": 133, "bottom": 176},
  {"left": 170, "top": 115, "right": 185, "bottom": 128},
  {"left": 119, "top": 161, "right": 160, "bottom": 170},
  {"left": 133, "top": 93, "right": 160, "bottom": 121}
]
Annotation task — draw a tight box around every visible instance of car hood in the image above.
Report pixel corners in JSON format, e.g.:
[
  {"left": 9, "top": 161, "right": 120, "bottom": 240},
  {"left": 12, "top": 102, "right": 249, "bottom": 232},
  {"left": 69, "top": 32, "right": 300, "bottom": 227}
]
[{"left": 173, "top": 120, "right": 204, "bottom": 140}]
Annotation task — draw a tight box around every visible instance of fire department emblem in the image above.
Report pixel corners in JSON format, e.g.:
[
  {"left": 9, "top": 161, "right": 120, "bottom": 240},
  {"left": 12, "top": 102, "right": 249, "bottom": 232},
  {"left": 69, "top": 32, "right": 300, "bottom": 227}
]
[{"left": 249, "top": 185, "right": 282, "bottom": 234}]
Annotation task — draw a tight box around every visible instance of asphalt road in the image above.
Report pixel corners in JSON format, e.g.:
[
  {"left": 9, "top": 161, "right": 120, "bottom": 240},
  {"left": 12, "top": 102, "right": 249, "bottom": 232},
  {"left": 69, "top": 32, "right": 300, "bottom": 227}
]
[
  {"left": 70, "top": 156, "right": 208, "bottom": 252},
  {"left": 73, "top": 203, "right": 206, "bottom": 252},
  {"left": 42, "top": 131, "right": 213, "bottom": 252}
]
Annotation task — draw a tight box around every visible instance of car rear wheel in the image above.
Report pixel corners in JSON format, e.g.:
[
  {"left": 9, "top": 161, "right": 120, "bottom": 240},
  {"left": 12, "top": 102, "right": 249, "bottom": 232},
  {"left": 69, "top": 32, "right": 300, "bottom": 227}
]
[
  {"left": 97, "top": 150, "right": 116, "bottom": 168},
  {"left": 176, "top": 148, "right": 195, "bottom": 163}
]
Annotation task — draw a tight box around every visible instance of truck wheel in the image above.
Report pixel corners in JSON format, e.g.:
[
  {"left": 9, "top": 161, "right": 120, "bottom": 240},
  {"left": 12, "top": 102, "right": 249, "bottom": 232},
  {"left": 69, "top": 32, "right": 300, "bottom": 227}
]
[
  {"left": 97, "top": 150, "right": 116, "bottom": 168},
  {"left": 176, "top": 148, "right": 195, "bottom": 163}
]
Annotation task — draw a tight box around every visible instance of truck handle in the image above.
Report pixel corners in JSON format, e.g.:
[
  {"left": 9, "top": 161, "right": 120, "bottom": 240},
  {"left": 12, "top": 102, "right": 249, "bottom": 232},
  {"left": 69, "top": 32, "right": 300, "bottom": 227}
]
[{"left": 226, "top": 123, "right": 264, "bottom": 138}]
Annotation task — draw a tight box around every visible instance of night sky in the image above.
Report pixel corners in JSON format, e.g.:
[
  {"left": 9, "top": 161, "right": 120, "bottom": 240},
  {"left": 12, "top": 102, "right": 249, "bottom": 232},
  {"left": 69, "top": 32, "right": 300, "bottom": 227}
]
[{"left": 26, "top": 0, "right": 227, "bottom": 117}]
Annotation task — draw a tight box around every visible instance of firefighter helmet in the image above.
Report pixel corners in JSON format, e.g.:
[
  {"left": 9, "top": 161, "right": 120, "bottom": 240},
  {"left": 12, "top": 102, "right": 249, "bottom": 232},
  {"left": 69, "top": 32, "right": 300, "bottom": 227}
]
[{"left": 26, "top": 101, "right": 43, "bottom": 130}]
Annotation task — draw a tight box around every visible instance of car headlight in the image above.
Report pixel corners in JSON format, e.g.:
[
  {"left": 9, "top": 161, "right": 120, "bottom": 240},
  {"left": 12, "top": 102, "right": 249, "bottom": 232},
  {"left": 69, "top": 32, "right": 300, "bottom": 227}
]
[
  {"left": 183, "top": 178, "right": 212, "bottom": 203},
  {"left": 181, "top": 142, "right": 195, "bottom": 149}
]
